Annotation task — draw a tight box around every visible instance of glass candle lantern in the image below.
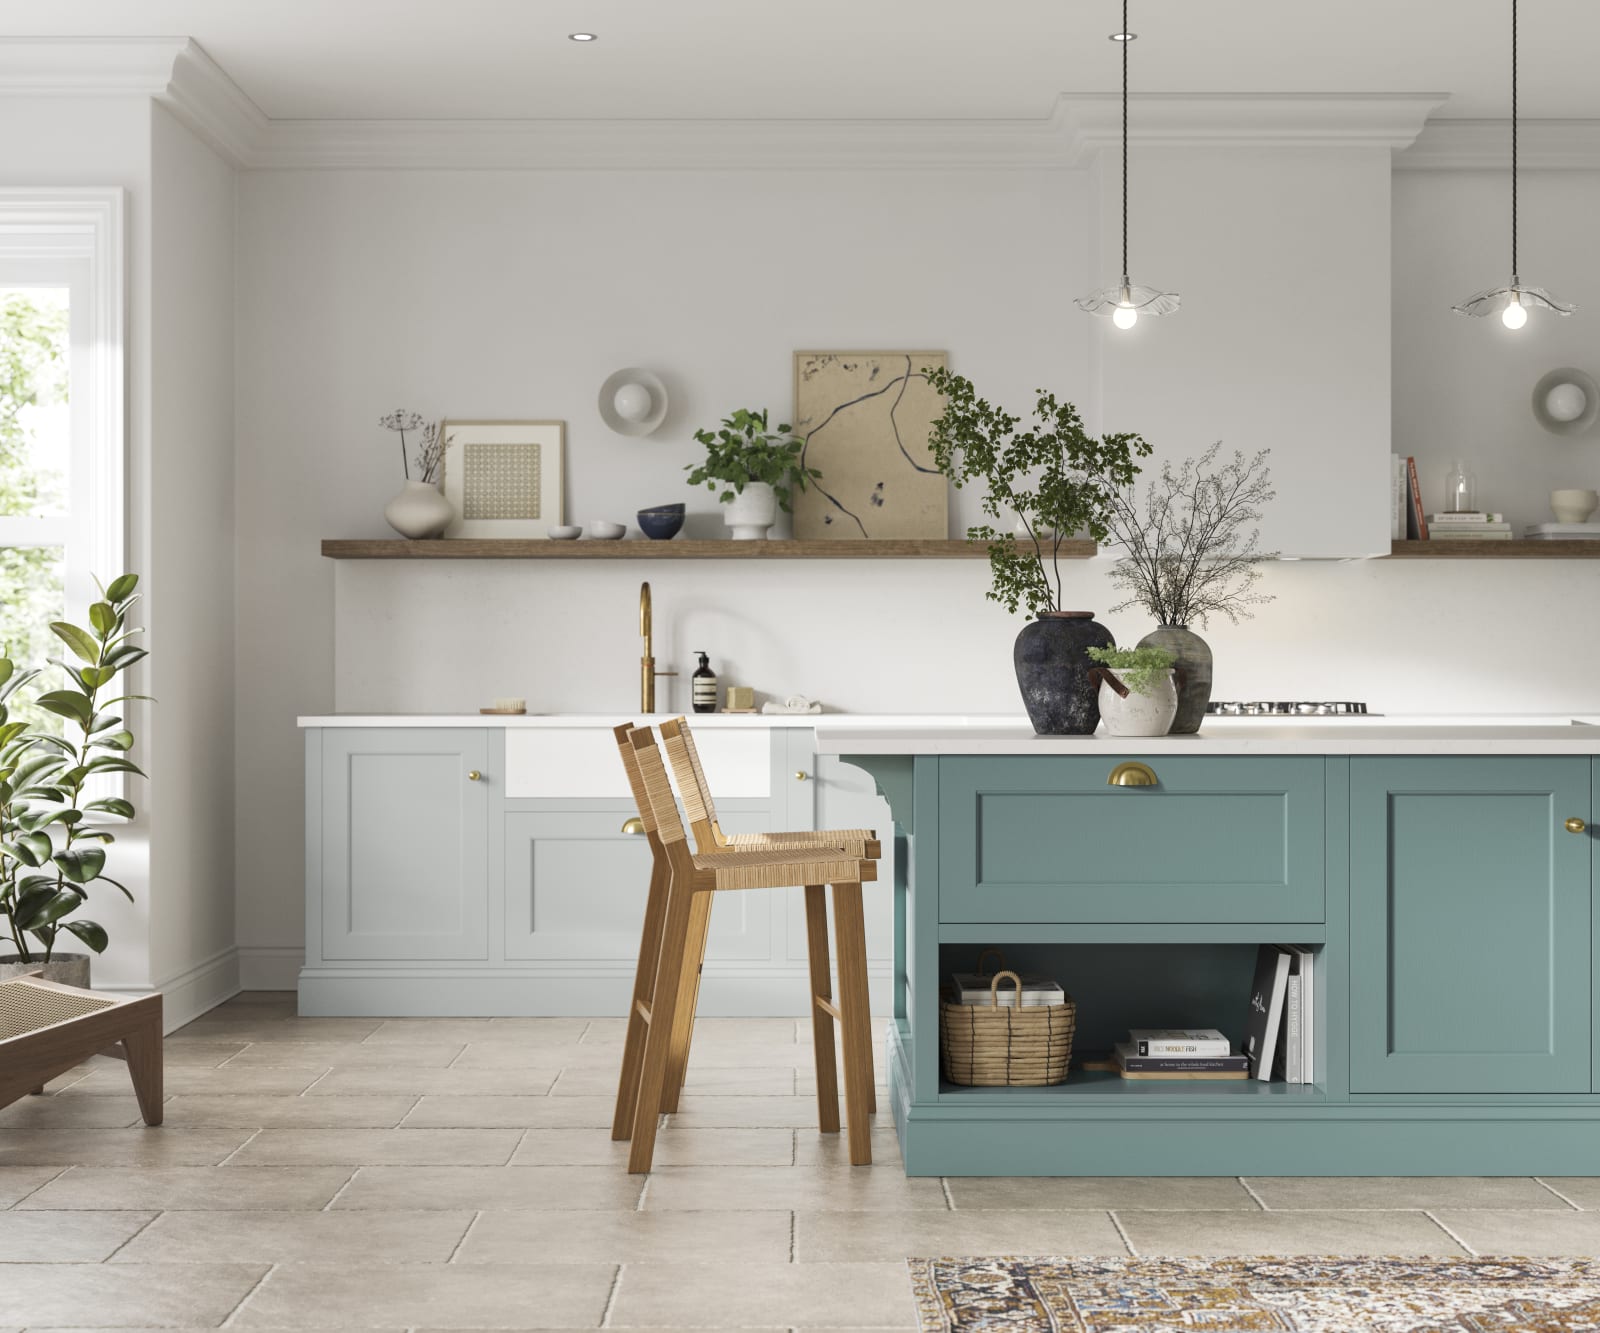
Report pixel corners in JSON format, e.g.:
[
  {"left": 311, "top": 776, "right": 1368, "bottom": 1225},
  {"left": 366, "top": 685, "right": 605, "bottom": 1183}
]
[{"left": 1444, "top": 461, "right": 1477, "bottom": 514}]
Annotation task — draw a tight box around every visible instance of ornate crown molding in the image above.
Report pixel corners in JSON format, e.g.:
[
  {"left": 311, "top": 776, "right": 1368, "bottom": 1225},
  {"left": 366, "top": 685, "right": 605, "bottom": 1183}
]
[{"left": 1400, "top": 119, "right": 1600, "bottom": 170}]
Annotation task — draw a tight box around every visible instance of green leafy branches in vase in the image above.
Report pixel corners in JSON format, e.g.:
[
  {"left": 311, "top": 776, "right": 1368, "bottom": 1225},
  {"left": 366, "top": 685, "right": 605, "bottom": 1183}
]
[
  {"left": 0, "top": 573, "right": 148, "bottom": 969},
  {"left": 686, "top": 407, "right": 821, "bottom": 540}
]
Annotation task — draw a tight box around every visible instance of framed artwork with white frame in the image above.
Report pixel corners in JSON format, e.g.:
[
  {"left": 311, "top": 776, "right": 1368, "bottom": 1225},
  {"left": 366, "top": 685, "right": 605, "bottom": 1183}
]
[{"left": 441, "top": 420, "right": 565, "bottom": 537}]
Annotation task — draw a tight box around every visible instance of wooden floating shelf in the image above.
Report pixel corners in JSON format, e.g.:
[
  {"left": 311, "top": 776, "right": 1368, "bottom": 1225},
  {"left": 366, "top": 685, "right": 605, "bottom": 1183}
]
[
  {"left": 321, "top": 538, "right": 1097, "bottom": 561},
  {"left": 1388, "top": 539, "right": 1600, "bottom": 559}
]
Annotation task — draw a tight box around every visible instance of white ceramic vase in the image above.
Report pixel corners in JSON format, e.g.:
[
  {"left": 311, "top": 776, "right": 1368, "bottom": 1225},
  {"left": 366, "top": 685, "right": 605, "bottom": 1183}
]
[
  {"left": 384, "top": 480, "right": 454, "bottom": 539},
  {"left": 1095, "top": 668, "right": 1180, "bottom": 738},
  {"left": 724, "top": 481, "right": 778, "bottom": 540}
]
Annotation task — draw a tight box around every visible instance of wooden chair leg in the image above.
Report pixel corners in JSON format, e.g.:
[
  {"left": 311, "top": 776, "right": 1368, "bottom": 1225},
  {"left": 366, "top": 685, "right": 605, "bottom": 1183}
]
[
  {"left": 660, "top": 890, "right": 713, "bottom": 1113},
  {"left": 803, "top": 884, "right": 841, "bottom": 1135},
  {"left": 630, "top": 876, "right": 697, "bottom": 1174},
  {"left": 614, "top": 849, "right": 670, "bottom": 1141},
  {"left": 831, "top": 880, "right": 874, "bottom": 1166},
  {"left": 122, "top": 1020, "right": 163, "bottom": 1127}
]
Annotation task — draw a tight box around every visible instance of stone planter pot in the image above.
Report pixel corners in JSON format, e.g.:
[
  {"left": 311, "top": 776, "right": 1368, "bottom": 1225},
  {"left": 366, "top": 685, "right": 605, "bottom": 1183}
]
[
  {"left": 0, "top": 953, "right": 91, "bottom": 988},
  {"left": 1091, "top": 667, "right": 1181, "bottom": 738},
  {"left": 724, "top": 481, "right": 778, "bottom": 540},
  {"left": 1013, "top": 611, "right": 1114, "bottom": 736},
  {"left": 1138, "top": 624, "right": 1213, "bottom": 734},
  {"left": 383, "top": 480, "right": 454, "bottom": 539}
]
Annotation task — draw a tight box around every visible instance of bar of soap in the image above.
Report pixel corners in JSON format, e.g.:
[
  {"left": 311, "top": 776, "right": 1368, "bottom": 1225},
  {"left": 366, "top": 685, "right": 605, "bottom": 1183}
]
[{"left": 725, "top": 686, "right": 755, "bottom": 711}]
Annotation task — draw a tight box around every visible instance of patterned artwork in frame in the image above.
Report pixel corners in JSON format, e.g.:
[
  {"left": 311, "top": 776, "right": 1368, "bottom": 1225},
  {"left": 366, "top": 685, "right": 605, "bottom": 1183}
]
[
  {"left": 791, "top": 351, "right": 948, "bottom": 541},
  {"left": 441, "top": 420, "right": 565, "bottom": 538}
]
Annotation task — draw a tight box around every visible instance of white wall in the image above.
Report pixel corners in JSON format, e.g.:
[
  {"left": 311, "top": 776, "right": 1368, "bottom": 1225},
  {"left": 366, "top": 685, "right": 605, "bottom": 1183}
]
[{"left": 148, "top": 102, "right": 238, "bottom": 1018}]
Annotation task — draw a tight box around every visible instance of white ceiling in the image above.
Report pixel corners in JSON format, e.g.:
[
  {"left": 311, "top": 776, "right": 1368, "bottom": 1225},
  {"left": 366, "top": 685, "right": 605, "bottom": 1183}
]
[{"left": 0, "top": 0, "right": 1595, "bottom": 123}]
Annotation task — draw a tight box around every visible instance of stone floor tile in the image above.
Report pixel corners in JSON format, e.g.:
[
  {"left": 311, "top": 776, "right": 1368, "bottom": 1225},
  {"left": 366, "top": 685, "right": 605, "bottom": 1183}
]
[
  {"left": 665, "top": 1095, "right": 854, "bottom": 1128},
  {"left": 43, "top": 1067, "right": 94, "bottom": 1093},
  {"left": 304, "top": 1066, "right": 560, "bottom": 1096},
  {"left": 66, "top": 1065, "right": 329, "bottom": 1096},
  {"left": 610, "top": 1261, "right": 914, "bottom": 1328},
  {"left": 0, "top": 1210, "right": 156, "bottom": 1261},
  {"left": 234, "top": 1262, "right": 613, "bottom": 1327},
  {"left": 364, "top": 1017, "right": 587, "bottom": 1044},
  {"left": 580, "top": 1016, "right": 800, "bottom": 1046},
  {"left": 162, "top": 1094, "right": 417, "bottom": 1129},
  {"left": 112, "top": 1208, "right": 475, "bottom": 1264},
  {"left": 1538, "top": 1178, "right": 1600, "bottom": 1209},
  {"left": 331, "top": 1165, "right": 644, "bottom": 1211},
  {"left": 794, "top": 1125, "right": 902, "bottom": 1167},
  {"left": 19, "top": 1166, "right": 353, "bottom": 1211},
  {"left": 0, "top": 1263, "right": 267, "bottom": 1327},
  {"left": 0, "top": 1163, "right": 64, "bottom": 1207},
  {"left": 225, "top": 1041, "right": 464, "bottom": 1068},
  {"left": 458, "top": 1207, "right": 792, "bottom": 1264},
  {"left": 451, "top": 1041, "right": 617, "bottom": 1069},
  {"left": 0, "top": 1128, "right": 252, "bottom": 1167},
  {"left": 946, "top": 1176, "right": 1260, "bottom": 1211},
  {"left": 0, "top": 1096, "right": 143, "bottom": 1130},
  {"left": 401, "top": 1095, "right": 612, "bottom": 1128},
  {"left": 552, "top": 1063, "right": 795, "bottom": 1097},
  {"left": 175, "top": 1017, "right": 384, "bottom": 1043},
  {"left": 642, "top": 1164, "right": 947, "bottom": 1213},
  {"left": 1245, "top": 1176, "right": 1571, "bottom": 1211},
  {"left": 1434, "top": 1209, "right": 1600, "bottom": 1255},
  {"left": 795, "top": 1207, "right": 1127, "bottom": 1262},
  {"left": 134, "top": 1041, "right": 248, "bottom": 1067},
  {"left": 229, "top": 1127, "right": 522, "bottom": 1167},
  {"left": 1117, "top": 1208, "right": 1467, "bottom": 1256},
  {"left": 512, "top": 1126, "right": 794, "bottom": 1168}
]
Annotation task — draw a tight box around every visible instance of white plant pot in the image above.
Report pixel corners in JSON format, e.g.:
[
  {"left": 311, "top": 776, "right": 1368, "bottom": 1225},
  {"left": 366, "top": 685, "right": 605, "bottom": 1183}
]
[
  {"left": 384, "top": 480, "right": 454, "bottom": 540},
  {"left": 724, "top": 481, "right": 778, "bottom": 540},
  {"left": 1096, "top": 668, "right": 1180, "bottom": 737}
]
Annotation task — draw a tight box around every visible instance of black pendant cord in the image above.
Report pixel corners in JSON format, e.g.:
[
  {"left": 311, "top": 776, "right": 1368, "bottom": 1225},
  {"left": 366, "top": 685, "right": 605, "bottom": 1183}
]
[
  {"left": 1121, "top": 0, "right": 1130, "bottom": 282},
  {"left": 1510, "top": 0, "right": 1519, "bottom": 281}
]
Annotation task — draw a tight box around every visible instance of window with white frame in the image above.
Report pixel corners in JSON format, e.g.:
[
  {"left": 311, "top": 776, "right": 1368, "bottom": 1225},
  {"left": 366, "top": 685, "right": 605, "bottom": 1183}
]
[{"left": 0, "top": 190, "right": 124, "bottom": 707}]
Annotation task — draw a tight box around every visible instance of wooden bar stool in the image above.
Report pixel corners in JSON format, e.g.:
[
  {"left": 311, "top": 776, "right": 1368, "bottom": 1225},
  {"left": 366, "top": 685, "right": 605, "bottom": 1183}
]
[
  {"left": 657, "top": 716, "right": 880, "bottom": 1118},
  {"left": 613, "top": 724, "right": 878, "bottom": 1172}
]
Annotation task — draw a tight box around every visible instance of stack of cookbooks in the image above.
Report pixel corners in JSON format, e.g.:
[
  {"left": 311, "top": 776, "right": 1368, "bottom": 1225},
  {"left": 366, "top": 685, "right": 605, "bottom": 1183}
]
[
  {"left": 1111, "top": 1029, "right": 1249, "bottom": 1081},
  {"left": 1428, "top": 511, "right": 1512, "bottom": 542}
]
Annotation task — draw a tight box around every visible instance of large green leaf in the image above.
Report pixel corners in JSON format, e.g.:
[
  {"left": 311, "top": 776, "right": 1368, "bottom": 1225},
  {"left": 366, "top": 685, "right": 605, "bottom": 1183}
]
[
  {"left": 12, "top": 754, "right": 66, "bottom": 787},
  {"left": 96, "top": 874, "right": 134, "bottom": 903},
  {"left": 50, "top": 622, "right": 100, "bottom": 665},
  {"left": 104, "top": 645, "right": 147, "bottom": 672},
  {"left": 10, "top": 881, "right": 57, "bottom": 925},
  {"left": 105, "top": 573, "right": 138, "bottom": 602},
  {"left": 18, "top": 889, "right": 85, "bottom": 930},
  {"left": 84, "top": 797, "right": 135, "bottom": 819},
  {"left": 84, "top": 757, "right": 145, "bottom": 778},
  {"left": 0, "top": 721, "right": 26, "bottom": 748},
  {"left": 95, "top": 731, "right": 134, "bottom": 752},
  {"left": 4, "top": 831, "right": 52, "bottom": 867},
  {"left": 53, "top": 846, "right": 106, "bottom": 884},
  {"left": 62, "top": 919, "right": 108, "bottom": 953},
  {"left": 79, "top": 666, "right": 113, "bottom": 690},
  {"left": 88, "top": 602, "right": 116, "bottom": 638},
  {"left": 0, "top": 659, "right": 11, "bottom": 689},
  {"left": 35, "top": 691, "right": 91, "bottom": 725},
  {"left": 88, "top": 713, "right": 123, "bottom": 735}
]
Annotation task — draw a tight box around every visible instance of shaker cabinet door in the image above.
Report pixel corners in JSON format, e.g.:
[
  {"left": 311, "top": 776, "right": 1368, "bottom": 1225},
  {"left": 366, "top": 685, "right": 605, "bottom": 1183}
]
[
  {"left": 320, "top": 729, "right": 490, "bottom": 961},
  {"left": 1350, "top": 757, "right": 1591, "bottom": 1094}
]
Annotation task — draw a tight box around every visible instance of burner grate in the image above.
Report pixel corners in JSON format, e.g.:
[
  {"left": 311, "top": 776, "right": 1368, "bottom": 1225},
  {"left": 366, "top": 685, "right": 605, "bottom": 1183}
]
[{"left": 1206, "top": 701, "right": 1370, "bottom": 717}]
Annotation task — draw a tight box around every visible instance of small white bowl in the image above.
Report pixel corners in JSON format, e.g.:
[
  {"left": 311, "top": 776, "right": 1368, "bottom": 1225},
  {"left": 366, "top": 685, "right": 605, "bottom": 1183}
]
[
  {"left": 1551, "top": 489, "right": 1599, "bottom": 524},
  {"left": 589, "top": 520, "right": 627, "bottom": 540},
  {"left": 548, "top": 525, "right": 582, "bottom": 540}
]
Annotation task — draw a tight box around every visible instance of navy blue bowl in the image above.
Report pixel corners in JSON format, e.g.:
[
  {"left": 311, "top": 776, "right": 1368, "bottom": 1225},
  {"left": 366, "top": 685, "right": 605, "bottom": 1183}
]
[{"left": 637, "top": 504, "right": 686, "bottom": 540}]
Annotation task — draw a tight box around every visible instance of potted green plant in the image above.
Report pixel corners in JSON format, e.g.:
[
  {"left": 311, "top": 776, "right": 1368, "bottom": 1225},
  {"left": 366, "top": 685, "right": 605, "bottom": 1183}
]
[
  {"left": 0, "top": 573, "right": 147, "bottom": 986},
  {"left": 1086, "top": 644, "right": 1181, "bottom": 737},
  {"left": 925, "top": 369, "right": 1151, "bottom": 734},
  {"left": 1104, "top": 444, "right": 1276, "bottom": 733},
  {"left": 685, "top": 408, "right": 820, "bottom": 540}
]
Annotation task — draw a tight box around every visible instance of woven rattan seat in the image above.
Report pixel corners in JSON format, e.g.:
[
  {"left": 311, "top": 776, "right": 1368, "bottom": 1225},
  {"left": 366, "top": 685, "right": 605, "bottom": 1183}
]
[{"left": 690, "top": 845, "right": 878, "bottom": 891}]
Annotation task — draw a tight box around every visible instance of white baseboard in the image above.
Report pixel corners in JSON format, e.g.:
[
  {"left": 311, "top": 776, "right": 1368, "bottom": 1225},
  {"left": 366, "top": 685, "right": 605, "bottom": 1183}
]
[
  {"left": 239, "top": 946, "right": 304, "bottom": 992},
  {"left": 95, "top": 947, "right": 242, "bottom": 1032}
]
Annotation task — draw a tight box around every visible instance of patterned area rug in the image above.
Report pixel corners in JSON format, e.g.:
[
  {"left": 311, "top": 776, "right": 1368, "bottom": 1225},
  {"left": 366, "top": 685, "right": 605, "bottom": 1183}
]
[{"left": 908, "top": 1256, "right": 1600, "bottom": 1331}]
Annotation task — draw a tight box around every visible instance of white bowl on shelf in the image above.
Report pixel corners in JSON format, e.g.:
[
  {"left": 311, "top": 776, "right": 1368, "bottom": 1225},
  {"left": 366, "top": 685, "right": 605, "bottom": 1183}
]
[
  {"left": 548, "top": 525, "right": 582, "bottom": 540},
  {"left": 589, "top": 520, "right": 627, "bottom": 540}
]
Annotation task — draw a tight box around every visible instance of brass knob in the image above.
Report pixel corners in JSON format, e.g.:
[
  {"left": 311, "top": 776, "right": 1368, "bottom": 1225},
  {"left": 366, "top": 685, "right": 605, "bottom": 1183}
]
[
  {"left": 795, "top": 771, "right": 809, "bottom": 782},
  {"left": 621, "top": 817, "right": 646, "bottom": 835},
  {"left": 1566, "top": 817, "right": 1587, "bottom": 834},
  {"left": 467, "top": 770, "right": 482, "bottom": 782},
  {"left": 1107, "top": 762, "right": 1158, "bottom": 788}
]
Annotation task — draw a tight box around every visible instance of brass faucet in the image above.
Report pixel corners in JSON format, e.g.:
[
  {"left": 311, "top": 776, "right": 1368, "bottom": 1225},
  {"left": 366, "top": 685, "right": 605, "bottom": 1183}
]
[{"left": 638, "top": 581, "right": 677, "bottom": 713}]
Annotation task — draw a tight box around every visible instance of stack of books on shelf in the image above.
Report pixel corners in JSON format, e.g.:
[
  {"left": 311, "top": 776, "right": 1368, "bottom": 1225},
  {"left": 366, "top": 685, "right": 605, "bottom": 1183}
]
[
  {"left": 1525, "top": 523, "right": 1600, "bottom": 541},
  {"left": 948, "top": 968, "right": 1065, "bottom": 1007},
  {"left": 1246, "top": 944, "right": 1315, "bottom": 1084},
  {"left": 1427, "top": 511, "right": 1511, "bottom": 541},
  {"left": 1392, "top": 454, "right": 1512, "bottom": 542},
  {"left": 1112, "top": 1029, "right": 1249, "bottom": 1081}
]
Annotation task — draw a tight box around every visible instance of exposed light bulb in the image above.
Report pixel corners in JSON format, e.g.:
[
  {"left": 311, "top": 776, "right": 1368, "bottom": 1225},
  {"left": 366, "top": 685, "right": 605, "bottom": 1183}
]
[
  {"left": 1112, "top": 303, "right": 1139, "bottom": 329},
  {"left": 1502, "top": 295, "right": 1528, "bottom": 329}
]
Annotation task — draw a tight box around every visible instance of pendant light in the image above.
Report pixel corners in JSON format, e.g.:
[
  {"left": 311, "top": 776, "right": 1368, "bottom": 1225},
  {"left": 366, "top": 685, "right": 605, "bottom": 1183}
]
[
  {"left": 1077, "top": 0, "right": 1179, "bottom": 329},
  {"left": 1453, "top": 0, "right": 1573, "bottom": 328}
]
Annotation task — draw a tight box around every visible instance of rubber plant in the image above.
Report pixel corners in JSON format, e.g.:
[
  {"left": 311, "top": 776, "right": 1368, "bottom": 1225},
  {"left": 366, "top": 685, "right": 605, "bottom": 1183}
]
[{"left": 0, "top": 573, "right": 146, "bottom": 963}]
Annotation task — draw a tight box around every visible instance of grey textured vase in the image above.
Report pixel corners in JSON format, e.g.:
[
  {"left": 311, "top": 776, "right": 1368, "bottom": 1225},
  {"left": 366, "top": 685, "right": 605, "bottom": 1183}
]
[
  {"left": 1013, "top": 612, "right": 1115, "bottom": 736},
  {"left": 0, "top": 953, "right": 90, "bottom": 988},
  {"left": 1138, "top": 623, "right": 1213, "bottom": 734}
]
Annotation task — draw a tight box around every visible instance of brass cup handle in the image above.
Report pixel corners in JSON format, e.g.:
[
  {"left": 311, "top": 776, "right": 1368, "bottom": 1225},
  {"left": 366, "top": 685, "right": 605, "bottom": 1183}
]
[
  {"left": 1107, "top": 761, "right": 1158, "bottom": 788},
  {"left": 467, "top": 770, "right": 482, "bottom": 782},
  {"left": 795, "top": 771, "right": 809, "bottom": 781},
  {"left": 1567, "top": 817, "right": 1587, "bottom": 834},
  {"left": 621, "top": 817, "right": 646, "bottom": 836}
]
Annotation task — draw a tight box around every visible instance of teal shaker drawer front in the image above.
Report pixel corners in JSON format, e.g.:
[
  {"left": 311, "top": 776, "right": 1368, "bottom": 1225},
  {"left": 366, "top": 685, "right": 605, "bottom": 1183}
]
[
  {"left": 938, "top": 756, "right": 1325, "bottom": 923},
  {"left": 1350, "top": 757, "right": 1592, "bottom": 1094}
]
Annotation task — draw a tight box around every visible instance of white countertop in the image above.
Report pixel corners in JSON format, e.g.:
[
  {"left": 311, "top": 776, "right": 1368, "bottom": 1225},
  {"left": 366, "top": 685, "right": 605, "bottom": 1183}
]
[
  {"left": 295, "top": 713, "right": 1018, "bottom": 730},
  {"left": 813, "top": 718, "right": 1600, "bottom": 756}
]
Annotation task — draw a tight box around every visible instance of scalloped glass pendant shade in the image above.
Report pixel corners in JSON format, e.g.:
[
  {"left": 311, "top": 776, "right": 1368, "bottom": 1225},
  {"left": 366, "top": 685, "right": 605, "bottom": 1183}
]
[{"left": 1077, "top": 282, "right": 1181, "bottom": 321}]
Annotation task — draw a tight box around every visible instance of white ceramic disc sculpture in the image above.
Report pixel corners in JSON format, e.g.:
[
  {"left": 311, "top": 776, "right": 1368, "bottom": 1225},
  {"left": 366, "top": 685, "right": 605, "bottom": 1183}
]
[
  {"left": 1532, "top": 367, "right": 1600, "bottom": 436},
  {"left": 598, "top": 368, "right": 669, "bottom": 437}
]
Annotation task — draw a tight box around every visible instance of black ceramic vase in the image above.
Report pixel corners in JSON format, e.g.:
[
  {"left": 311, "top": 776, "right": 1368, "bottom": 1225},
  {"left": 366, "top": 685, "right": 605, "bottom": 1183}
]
[{"left": 1013, "top": 611, "right": 1114, "bottom": 735}]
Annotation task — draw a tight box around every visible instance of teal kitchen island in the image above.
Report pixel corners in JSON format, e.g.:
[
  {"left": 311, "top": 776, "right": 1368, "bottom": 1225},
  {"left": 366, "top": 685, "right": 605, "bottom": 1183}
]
[{"left": 814, "top": 721, "right": 1600, "bottom": 1176}]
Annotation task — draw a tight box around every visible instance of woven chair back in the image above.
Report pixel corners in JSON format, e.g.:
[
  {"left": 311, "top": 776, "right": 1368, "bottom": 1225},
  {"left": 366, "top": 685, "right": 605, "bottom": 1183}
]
[
  {"left": 611, "top": 723, "right": 659, "bottom": 834},
  {"left": 659, "top": 717, "right": 718, "bottom": 833},
  {"left": 628, "top": 727, "right": 688, "bottom": 846}
]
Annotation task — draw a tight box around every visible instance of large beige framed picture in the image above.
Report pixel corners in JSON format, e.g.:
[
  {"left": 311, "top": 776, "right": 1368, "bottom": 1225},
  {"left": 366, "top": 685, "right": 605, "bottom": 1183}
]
[
  {"left": 792, "top": 351, "right": 949, "bottom": 541},
  {"left": 441, "top": 420, "right": 565, "bottom": 538}
]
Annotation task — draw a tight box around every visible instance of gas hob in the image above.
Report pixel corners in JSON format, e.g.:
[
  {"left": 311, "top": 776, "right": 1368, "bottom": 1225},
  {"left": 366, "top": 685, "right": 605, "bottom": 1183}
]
[{"left": 1206, "top": 701, "right": 1372, "bottom": 717}]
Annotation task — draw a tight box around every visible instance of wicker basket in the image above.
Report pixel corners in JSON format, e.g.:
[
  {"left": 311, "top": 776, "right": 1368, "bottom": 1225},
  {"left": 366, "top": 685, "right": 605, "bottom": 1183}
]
[{"left": 941, "top": 950, "right": 1076, "bottom": 1087}]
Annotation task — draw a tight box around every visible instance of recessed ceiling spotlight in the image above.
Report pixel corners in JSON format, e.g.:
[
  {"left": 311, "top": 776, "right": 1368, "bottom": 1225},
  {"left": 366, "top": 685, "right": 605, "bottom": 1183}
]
[
  {"left": 1109, "top": 31, "right": 1137, "bottom": 40},
  {"left": 568, "top": 32, "right": 598, "bottom": 42}
]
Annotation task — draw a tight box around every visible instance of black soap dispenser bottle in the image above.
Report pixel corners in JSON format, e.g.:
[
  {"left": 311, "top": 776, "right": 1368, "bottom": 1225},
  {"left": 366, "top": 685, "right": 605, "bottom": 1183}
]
[{"left": 692, "top": 651, "right": 718, "bottom": 714}]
